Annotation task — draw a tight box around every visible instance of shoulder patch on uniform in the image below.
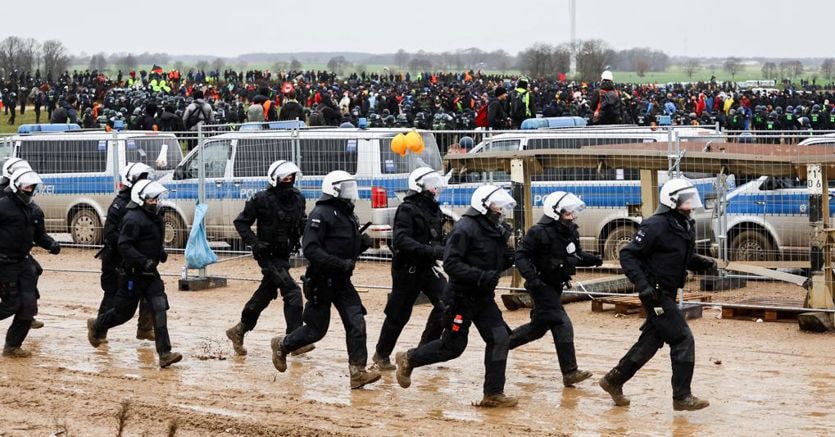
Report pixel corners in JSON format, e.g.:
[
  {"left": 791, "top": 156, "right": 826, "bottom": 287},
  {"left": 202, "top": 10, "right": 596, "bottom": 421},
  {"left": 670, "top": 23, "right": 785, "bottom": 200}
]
[
  {"left": 634, "top": 229, "right": 646, "bottom": 243},
  {"left": 310, "top": 218, "right": 321, "bottom": 228},
  {"left": 113, "top": 204, "right": 121, "bottom": 210}
]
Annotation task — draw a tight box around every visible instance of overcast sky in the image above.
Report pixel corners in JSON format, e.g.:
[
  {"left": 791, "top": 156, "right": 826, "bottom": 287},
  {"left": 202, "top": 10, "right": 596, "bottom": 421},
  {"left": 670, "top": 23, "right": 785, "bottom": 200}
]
[{"left": 4, "top": 0, "right": 831, "bottom": 58}]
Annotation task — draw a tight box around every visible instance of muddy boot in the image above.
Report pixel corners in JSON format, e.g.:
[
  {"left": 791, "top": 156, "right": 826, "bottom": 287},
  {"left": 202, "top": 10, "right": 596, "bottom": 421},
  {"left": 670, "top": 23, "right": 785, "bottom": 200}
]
[
  {"left": 290, "top": 344, "right": 315, "bottom": 356},
  {"left": 86, "top": 318, "right": 103, "bottom": 348},
  {"left": 159, "top": 351, "right": 183, "bottom": 368},
  {"left": 225, "top": 322, "right": 248, "bottom": 356},
  {"left": 673, "top": 395, "right": 710, "bottom": 411},
  {"left": 371, "top": 352, "right": 396, "bottom": 371},
  {"left": 2, "top": 346, "right": 32, "bottom": 358},
  {"left": 136, "top": 328, "right": 155, "bottom": 341},
  {"left": 563, "top": 369, "right": 593, "bottom": 387},
  {"left": 30, "top": 319, "right": 44, "bottom": 329},
  {"left": 349, "top": 365, "right": 381, "bottom": 389},
  {"left": 475, "top": 393, "right": 519, "bottom": 408},
  {"left": 395, "top": 351, "right": 413, "bottom": 388},
  {"left": 270, "top": 336, "right": 287, "bottom": 372},
  {"left": 598, "top": 369, "right": 631, "bottom": 407}
]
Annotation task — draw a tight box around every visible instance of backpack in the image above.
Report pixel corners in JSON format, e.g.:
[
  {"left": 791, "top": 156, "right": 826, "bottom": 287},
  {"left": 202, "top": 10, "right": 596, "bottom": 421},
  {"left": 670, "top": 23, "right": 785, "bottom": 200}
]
[
  {"left": 594, "top": 89, "right": 620, "bottom": 123},
  {"left": 308, "top": 108, "right": 324, "bottom": 126},
  {"left": 475, "top": 103, "right": 489, "bottom": 128},
  {"left": 509, "top": 90, "right": 528, "bottom": 121},
  {"left": 186, "top": 103, "right": 207, "bottom": 129}
]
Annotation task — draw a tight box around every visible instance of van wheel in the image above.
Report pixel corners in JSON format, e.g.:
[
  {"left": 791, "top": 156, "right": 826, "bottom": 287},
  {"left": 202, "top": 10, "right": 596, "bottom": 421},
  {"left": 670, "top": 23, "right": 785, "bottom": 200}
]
[
  {"left": 730, "top": 230, "right": 775, "bottom": 261},
  {"left": 163, "top": 210, "right": 186, "bottom": 248},
  {"left": 603, "top": 225, "right": 636, "bottom": 261},
  {"left": 70, "top": 208, "right": 102, "bottom": 245}
]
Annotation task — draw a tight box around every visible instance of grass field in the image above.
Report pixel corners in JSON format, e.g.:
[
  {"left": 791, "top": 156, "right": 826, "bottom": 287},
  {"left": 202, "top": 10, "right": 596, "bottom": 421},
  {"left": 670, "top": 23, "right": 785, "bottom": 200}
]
[{"left": 0, "top": 106, "right": 38, "bottom": 134}]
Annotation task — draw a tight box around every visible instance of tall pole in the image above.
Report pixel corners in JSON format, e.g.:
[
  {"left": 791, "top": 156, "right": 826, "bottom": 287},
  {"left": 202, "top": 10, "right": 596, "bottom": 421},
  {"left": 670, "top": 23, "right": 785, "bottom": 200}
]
[{"left": 569, "top": 0, "right": 577, "bottom": 78}]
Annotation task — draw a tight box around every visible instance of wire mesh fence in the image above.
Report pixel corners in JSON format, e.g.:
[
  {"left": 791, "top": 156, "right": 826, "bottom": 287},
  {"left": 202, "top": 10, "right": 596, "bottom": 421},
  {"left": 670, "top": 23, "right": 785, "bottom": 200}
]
[{"left": 4, "top": 125, "right": 835, "bottom": 316}]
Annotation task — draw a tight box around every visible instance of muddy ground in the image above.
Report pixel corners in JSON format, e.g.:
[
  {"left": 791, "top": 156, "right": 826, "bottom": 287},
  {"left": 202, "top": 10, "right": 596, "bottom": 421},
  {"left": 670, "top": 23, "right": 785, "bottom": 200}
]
[{"left": 0, "top": 248, "right": 832, "bottom": 436}]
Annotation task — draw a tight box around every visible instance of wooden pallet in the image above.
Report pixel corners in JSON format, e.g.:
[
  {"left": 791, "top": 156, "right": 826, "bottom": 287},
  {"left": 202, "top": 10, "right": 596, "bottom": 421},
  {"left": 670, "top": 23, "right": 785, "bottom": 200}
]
[
  {"left": 591, "top": 292, "right": 713, "bottom": 316},
  {"left": 720, "top": 298, "right": 806, "bottom": 323}
]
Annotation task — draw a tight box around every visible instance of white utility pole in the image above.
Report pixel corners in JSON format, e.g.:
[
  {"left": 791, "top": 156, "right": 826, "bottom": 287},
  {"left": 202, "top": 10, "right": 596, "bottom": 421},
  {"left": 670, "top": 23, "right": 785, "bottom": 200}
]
[{"left": 569, "top": 0, "right": 577, "bottom": 78}]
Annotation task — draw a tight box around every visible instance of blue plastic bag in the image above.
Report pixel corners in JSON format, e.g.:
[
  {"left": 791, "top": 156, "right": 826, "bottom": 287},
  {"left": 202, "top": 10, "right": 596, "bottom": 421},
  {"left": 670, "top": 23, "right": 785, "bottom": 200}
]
[{"left": 184, "top": 203, "right": 218, "bottom": 269}]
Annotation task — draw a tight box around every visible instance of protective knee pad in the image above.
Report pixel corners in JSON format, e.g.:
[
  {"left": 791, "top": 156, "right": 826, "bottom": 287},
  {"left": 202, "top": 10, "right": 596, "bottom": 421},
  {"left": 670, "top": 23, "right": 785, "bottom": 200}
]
[
  {"left": 347, "top": 306, "right": 367, "bottom": 338},
  {"left": 281, "top": 286, "right": 302, "bottom": 308},
  {"left": 488, "top": 326, "right": 510, "bottom": 362}
]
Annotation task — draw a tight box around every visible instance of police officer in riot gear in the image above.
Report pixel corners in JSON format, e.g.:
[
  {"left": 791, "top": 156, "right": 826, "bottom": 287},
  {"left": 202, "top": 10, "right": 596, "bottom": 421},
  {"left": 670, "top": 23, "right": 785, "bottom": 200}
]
[
  {"left": 372, "top": 167, "right": 448, "bottom": 371},
  {"left": 0, "top": 168, "right": 61, "bottom": 357},
  {"left": 599, "top": 178, "right": 716, "bottom": 411},
  {"left": 226, "top": 160, "right": 310, "bottom": 357},
  {"left": 0, "top": 159, "right": 46, "bottom": 330},
  {"left": 270, "top": 170, "right": 379, "bottom": 389},
  {"left": 510, "top": 191, "right": 602, "bottom": 387},
  {"left": 87, "top": 180, "right": 183, "bottom": 368},
  {"left": 396, "top": 185, "right": 518, "bottom": 408},
  {"left": 96, "top": 162, "right": 156, "bottom": 341}
]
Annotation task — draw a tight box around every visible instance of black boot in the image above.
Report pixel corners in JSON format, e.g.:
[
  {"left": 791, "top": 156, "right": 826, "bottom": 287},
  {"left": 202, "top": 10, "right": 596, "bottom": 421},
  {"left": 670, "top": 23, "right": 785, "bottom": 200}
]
[{"left": 598, "top": 369, "right": 631, "bottom": 406}]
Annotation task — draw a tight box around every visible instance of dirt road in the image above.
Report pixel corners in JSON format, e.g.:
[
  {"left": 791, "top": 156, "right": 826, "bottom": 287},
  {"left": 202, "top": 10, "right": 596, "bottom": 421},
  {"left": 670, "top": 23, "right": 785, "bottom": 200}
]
[{"left": 0, "top": 249, "right": 832, "bottom": 436}]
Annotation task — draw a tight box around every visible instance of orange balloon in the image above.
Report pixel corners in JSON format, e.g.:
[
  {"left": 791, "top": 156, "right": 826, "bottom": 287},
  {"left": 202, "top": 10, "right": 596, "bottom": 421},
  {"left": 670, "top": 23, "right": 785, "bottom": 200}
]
[
  {"left": 405, "top": 130, "right": 424, "bottom": 154},
  {"left": 390, "top": 133, "right": 407, "bottom": 157}
]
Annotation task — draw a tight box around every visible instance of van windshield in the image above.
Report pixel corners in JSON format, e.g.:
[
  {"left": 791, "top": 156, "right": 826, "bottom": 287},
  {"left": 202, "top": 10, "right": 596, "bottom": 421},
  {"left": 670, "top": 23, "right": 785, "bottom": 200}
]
[
  {"left": 379, "top": 133, "right": 442, "bottom": 174},
  {"left": 0, "top": 138, "right": 13, "bottom": 160},
  {"left": 125, "top": 137, "right": 183, "bottom": 172}
]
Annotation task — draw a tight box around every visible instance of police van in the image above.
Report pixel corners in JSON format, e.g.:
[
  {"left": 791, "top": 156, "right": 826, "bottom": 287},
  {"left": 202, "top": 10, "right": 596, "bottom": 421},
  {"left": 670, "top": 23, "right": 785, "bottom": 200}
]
[
  {"left": 712, "top": 175, "right": 834, "bottom": 261},
  {"left": 441, "top": 127, "right": 723, "bottom": 259},
  {"left": 158, "top": 128, "right": 442, "bottom": 248},
  {"left": 8, "top": 131, "right": 183, "bottom": 246}
]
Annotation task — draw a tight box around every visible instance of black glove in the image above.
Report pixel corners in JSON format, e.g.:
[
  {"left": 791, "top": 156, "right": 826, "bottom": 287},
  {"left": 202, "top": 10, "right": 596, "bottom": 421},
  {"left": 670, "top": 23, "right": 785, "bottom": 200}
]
[
  {"left": 49, "top": 242, "right": 61, "bottom": 255},
  {"left": 478, "top": 270, "right": 501, "bottom": 290},
  {"left": 340, "top": 259, "right": 356, "bottom": 273},
  {"left": 252, "top": 241, "right": 270, "bottom": 260},
  {"left": 638, "top": 286, "right": 661, "bottom": 307},
  {"left": 159, "top": 250, "right": 168, "bottom": 264},
  {"left": 705, "top": 261, "right": 719, "bottom": 277},
  {"left": 592, "top": 256, "right": 604, "bottom": 267},
  {"left": 433, "top": 246, "right": 445, "bottom": 260},
  {"left": 143, "top": 258, "right": 158, "bottom": 272},
  {"left": 360, "top": 234, "right": 374, "bottom": 252}
]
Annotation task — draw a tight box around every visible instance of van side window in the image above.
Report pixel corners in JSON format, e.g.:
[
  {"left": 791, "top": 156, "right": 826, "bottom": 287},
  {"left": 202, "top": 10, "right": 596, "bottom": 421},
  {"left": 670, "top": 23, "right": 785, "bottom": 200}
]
[
  {"left": 484, "top": 140, "right": 520, "bottom": 152},
  {"left": 299, "top": 138, "right": 358, "bottom": 176},
  {"left": 184, "top": 140, "right": 230, "bottom": 179},
  {"left": 19, "top": 139, "right": 107, "bottom": 174},
  {"left": 234, "top": 138, "right": 293, "bottom": 178}
]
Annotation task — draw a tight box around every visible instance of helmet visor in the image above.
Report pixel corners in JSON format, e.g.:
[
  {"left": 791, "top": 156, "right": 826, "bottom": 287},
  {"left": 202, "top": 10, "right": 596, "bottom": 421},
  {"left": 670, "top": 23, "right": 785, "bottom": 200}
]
[
  {"left": 675, "top": 187, "right": 703, "bottom": 210},
  {"left": 421, "top": 172, "right": 447, "bottom": 195},
  {"left": 337, "top": 180, "right": 359, "bottom": 200},
  {"left": 558, "top": 194, "right": 586, "bottom": 216},
  {"left": 487, "top": 189, "right": 517, "bottom": 219}
]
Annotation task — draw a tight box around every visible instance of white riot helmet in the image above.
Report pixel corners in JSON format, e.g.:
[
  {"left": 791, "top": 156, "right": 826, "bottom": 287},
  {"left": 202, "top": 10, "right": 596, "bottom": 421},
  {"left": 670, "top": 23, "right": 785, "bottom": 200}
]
[
  {"left": 131, "top": 179, "right": 168, "bottom": 212},
  {"left": 408, "top": 166, "right": 446, "bottom": 196},
  {"left": 2, "top": 158, "right": 31, "bottom": 180},
  {"left": 120, "top": 162, "right": 154, "bottom": 188},
  {"left": 601, "top": 70, "right": 614, "bottom": 82},
  {"left": 471, "top": 184, "right": 516, "bottom": 223},
  {"left": 267, "top": 160, "right": 301, "bottom": 187},
  {"left": 321, "top": 170, "right": 358, "bottom": 200},
  {"left": 659, "top": 178, "right": 702, "bottom": 211},
  {"left": 10, "top": 168, "right": 43, "bottom": 205},
  {"left": 543, "top": 191, "right": 586, "bottom": 220}
]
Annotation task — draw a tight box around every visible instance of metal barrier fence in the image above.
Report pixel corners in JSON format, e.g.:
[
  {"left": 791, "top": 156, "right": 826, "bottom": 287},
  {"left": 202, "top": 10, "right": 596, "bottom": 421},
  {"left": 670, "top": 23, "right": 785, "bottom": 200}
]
[{"left": 3, "top": 125, "right": 835, "bottom": 317}]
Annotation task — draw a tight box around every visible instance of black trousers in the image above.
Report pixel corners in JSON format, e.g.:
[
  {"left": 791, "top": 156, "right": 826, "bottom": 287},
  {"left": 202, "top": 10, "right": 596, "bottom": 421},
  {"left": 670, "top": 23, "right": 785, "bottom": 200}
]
[
  {"left": 282, "top": 274, "right": 368, "bottom": 366},
  {"left": 508, "top": 283, "right": 578, "bottom": 375},
  {"left": 0, "top": 259, "right": 37, "bottom": 348},
  {"left": 99, "top": 262, "right": 154, "bottom": 332},
  {"left": 240, "top": 257, "right": 303, "bottom": 334},
  {"left": 613, "top": 293, "right": 696, "bottom": 400},
  {"left": 375, "top": 266, "right": 446, "bottom": 358},
  {"left": 94, "top": 274, "right": 173, "bottom": 356},
  {"left": 408, "top": 292, "right": 511, "bottom": 396}
]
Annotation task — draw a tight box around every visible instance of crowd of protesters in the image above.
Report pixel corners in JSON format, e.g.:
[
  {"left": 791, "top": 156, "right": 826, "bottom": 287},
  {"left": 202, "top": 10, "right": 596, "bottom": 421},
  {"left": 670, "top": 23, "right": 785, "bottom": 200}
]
[{"left": 2, "top": 66, "right": 835, "bottom": 139}]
